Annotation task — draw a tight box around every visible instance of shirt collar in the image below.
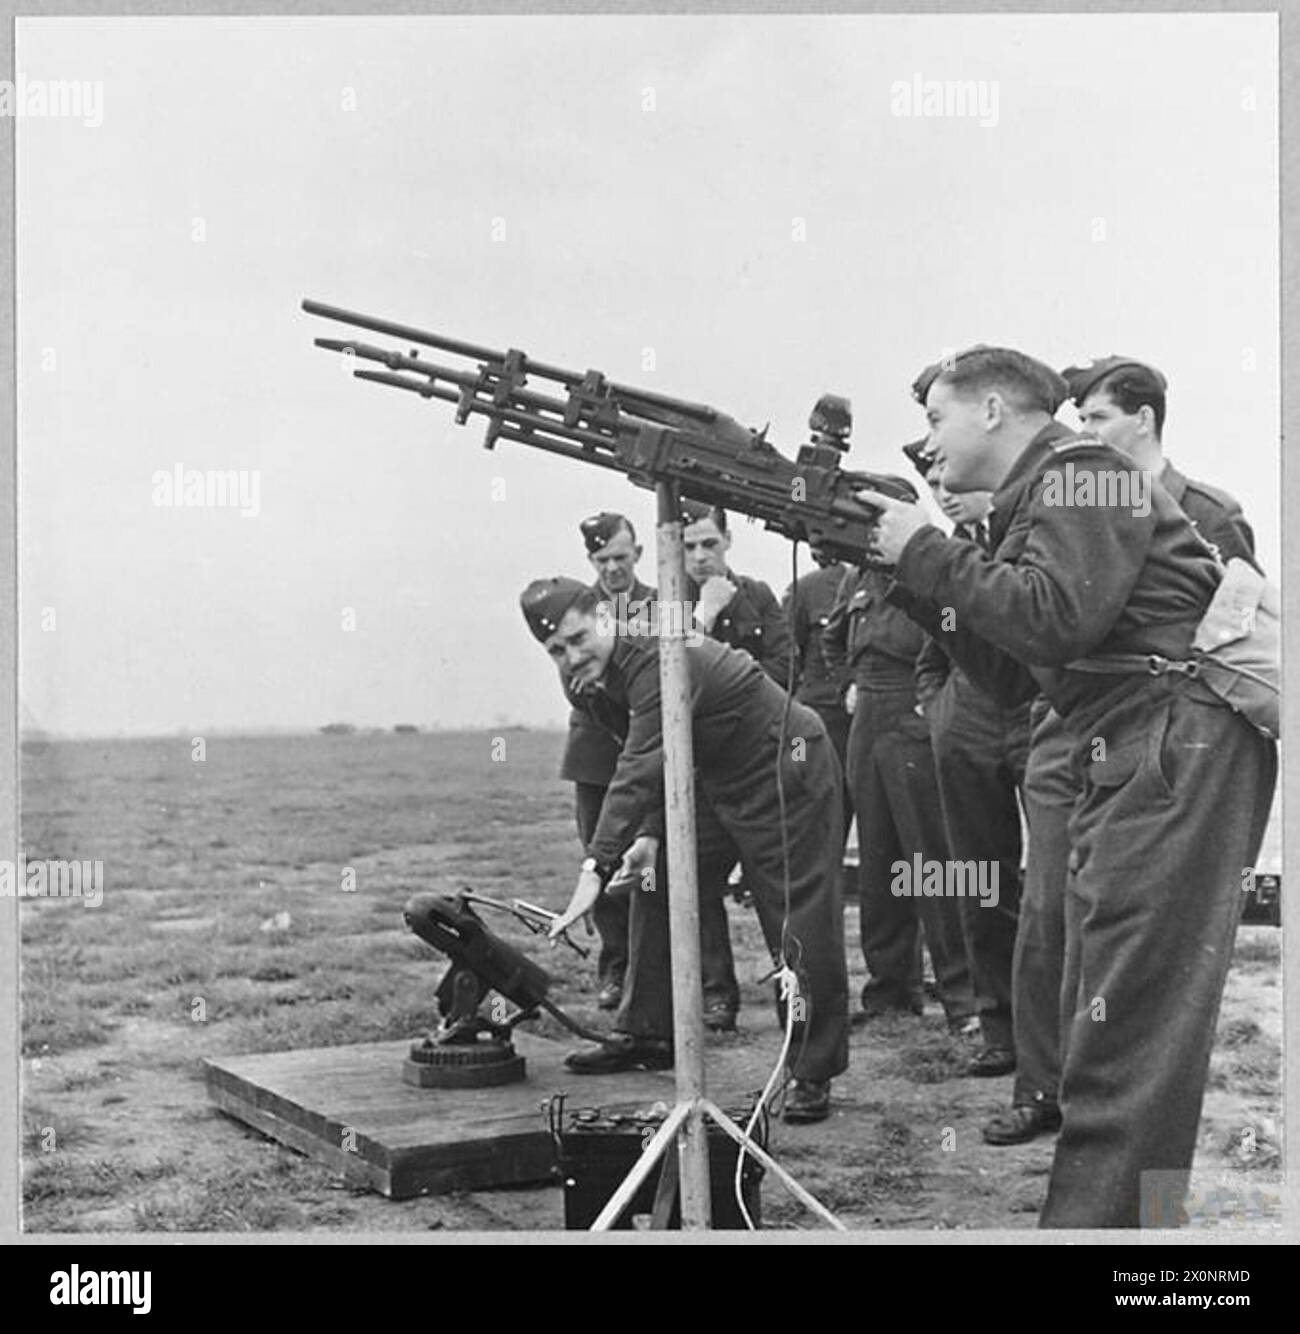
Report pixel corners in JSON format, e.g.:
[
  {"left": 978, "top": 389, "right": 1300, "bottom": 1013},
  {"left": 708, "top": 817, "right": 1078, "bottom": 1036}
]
[
  {"left": 986, "top": 420, "right": 1078, "bottom": 543},
  {"left": 1159, "top": 460, "right": 1186, "bottom": 505}
]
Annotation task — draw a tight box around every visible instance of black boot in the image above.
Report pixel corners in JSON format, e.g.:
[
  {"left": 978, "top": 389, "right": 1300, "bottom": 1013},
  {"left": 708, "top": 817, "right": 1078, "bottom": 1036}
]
[{"left": 564, "top": 1031, "right": 674, "bottom": 1074}]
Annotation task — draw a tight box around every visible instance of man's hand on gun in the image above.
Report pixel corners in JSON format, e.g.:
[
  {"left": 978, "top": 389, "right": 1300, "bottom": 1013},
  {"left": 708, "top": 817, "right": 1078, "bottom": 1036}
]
[
  {"left": 855, "top": 487, "right": 932, "bottom": 565},
  {"left": 548, "top": 836, "right": 660, "bottom": 940}
]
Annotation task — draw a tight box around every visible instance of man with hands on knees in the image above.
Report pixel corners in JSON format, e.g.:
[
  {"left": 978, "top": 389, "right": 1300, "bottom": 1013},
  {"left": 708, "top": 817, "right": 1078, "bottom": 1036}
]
[{"left": 524, "top": 574, "right": 849, "bottom": 1125}]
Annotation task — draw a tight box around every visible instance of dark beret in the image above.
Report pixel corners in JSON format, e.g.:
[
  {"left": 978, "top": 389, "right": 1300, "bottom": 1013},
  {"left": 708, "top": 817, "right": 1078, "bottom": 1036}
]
[
  {"left": 678, "top": 498, "right": 725, "bottom": 529},
  {"left": 900, "top": 436, "right": 936, "bottom": 479},
  {"left": 1059, "top": 356, "right": 1168, "bottom": 407},
  {"left": 579, "top": 511, "right": 631, "bottom": 556},
  {"left": 910, "top": 359, "right": 945, "bottom": 404},
  {"left": 520, "top": 576, "right": 590, "bottom": 643}
]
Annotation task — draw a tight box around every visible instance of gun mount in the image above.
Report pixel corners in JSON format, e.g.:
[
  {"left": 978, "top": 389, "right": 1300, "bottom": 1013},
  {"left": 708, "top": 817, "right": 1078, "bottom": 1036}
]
[{"left": 401, "top": 891, "right": 602, "bottom": 1088}]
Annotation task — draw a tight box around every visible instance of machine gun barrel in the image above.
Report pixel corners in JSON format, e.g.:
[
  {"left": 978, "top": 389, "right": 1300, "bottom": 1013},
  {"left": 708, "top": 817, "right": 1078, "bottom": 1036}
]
[
  {"left": 303, "top": 298, "right": 916, "bottom": 565},
  {"left": 304, "top": 298, "right": 720, "bottom": 425}
]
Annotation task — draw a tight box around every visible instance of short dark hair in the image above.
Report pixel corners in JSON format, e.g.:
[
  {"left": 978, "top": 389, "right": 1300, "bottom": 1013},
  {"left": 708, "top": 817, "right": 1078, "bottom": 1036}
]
[
  {"left": 1091, "top": 366, "right": 1167, "bottom": 439},
  {"left": 935, "top": 347, "right": 1068, "bottom": 416},
  {"left": 683, "top": 502, "right": 728, "bottom": 533}
]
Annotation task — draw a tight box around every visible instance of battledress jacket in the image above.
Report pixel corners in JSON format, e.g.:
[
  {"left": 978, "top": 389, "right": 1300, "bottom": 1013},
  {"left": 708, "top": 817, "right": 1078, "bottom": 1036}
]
[{"left": 885, "top": 422, "right": 1223, "bottom": 737}]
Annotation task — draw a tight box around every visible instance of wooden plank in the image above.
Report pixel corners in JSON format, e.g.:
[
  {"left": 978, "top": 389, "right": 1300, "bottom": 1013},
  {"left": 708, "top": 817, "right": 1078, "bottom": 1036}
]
[
  {"left": 203, "top": 1032, "right": 706, "bottom": 1201},
  {"left": 207, "top": 1081, "right": 392, "bottom": 1195}
]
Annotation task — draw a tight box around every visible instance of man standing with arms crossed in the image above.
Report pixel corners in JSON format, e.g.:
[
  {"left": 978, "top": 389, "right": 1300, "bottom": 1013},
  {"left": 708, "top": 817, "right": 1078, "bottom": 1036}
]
[{"left": 861, "top": 346, "right": 1276, "bottom": 1227}]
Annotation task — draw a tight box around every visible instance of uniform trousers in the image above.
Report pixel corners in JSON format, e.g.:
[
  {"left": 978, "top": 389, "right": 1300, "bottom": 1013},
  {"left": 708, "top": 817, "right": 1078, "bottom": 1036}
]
[
  {"left": 928, "top": 688, "right": 1030, "bottom": 1049},
  {"left": 846, "top": 682, "right": 973, "bottom": 1021},
  {"left": 574, "top": 782, "right": 627, "bottom": 989},
  {"left": 616, "top": 701, "right": 850, "bottom": 1083},
  {"left": 578, "top": 781, "right": 740, "bottom": 1005},
  {"left": 1009, "top": 704, "right": 1074, "bottom": 1111},
  {"left": 1040, "top": 678, "right": 1276, "bottom": 1228}
]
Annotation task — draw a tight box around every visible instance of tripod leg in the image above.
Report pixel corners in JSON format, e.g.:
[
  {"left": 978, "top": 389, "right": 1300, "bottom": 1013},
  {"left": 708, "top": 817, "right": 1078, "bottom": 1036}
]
[
  {"left": 700, "top": 1099, "right": 847, "bottom": 1231},
  {"left": 589, "top": 1101, "right": 691, "bottom": 1231},
  {"left": 650, "top": 1141, "right": 681, "bottom": 1229}
]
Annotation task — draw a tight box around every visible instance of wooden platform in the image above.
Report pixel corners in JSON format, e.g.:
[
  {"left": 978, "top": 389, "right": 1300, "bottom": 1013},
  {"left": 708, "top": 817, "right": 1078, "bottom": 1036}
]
[{"left": 205, "top": 1032, "right": 744, "bottom": 1200}]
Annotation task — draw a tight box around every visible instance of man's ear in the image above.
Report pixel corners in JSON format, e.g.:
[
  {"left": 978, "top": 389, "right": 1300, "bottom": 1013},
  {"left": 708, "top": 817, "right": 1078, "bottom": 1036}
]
[
  {"left": 983, "top": 391, "right": 1005, "bottom": 432},
  {"left": 633, "top": 544, "right": 643, "bottom": 562}
]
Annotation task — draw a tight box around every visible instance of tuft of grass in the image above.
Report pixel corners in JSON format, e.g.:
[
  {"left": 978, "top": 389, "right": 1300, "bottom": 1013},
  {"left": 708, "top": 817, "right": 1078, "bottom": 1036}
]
[
  {"left": 23, "top": 1156, "right": 178, "bottom": 1210},
  {"left": 22, "top": 1001, "right": 113, "bottom": 1057},
  {"left": 884, "top": 1032, "right": 967, "bottom": 1085},
  {"left": 23, "top": 1105, "right": 97, "bottom": 1154},
  {"left": 53, "top": 1068, "right": 120, "bottom": 1095},
  {"left": 248, "top": 964, "right": 299, "bottom": 983},
  {"left": 1217, "top": 1017, "right": 1263, "bottom": 1049},
  {"left": 1231, "top": 930, "right": 1280, "bottom": 967},
  {"left": 1216, "top": 1121, "right": 1282, "bottom": 1172},
  {"left": 231, "top": 1001, "right": 444, "bottom": 1054},
  {"left": 127, "top": 1151, "right": 341, "bottom": 1232}
]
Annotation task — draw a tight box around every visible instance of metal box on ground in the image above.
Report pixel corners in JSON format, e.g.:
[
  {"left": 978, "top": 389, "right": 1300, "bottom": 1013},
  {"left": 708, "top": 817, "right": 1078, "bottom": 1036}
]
[{"left": 551, "top": 1098, "right": 766, "bottom": 1230}]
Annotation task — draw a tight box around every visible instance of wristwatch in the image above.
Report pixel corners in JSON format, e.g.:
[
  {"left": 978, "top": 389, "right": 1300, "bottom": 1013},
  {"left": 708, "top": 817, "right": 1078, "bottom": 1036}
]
[{"left": 581, "top": 856, "right": 616, "bottom": 886}]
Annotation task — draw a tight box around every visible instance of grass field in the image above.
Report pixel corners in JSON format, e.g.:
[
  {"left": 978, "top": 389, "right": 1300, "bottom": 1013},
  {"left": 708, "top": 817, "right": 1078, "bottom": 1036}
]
[{"left": 19, "top": 731, "right": 1283, "bottom": 1232}]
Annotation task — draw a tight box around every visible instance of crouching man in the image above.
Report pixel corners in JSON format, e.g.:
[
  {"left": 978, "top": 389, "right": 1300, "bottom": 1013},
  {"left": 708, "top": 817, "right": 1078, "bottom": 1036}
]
[{"left": 523, "top": 576, "right": 849, "bottom": 1124}]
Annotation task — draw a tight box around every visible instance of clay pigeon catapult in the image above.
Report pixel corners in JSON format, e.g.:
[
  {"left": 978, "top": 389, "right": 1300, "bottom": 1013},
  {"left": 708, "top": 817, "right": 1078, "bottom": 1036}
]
[{"left": 401, "top": 891, "right": 602, "bottom": 1088}]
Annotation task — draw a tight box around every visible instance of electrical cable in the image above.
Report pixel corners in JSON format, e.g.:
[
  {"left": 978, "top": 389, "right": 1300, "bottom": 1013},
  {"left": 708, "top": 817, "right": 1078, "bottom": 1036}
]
[
  {"left": 733, "top": 963, "right": 798, "bottom": 1230},
  {"left": 728, "top": 535, "right": 842, "bottom": 1230}
]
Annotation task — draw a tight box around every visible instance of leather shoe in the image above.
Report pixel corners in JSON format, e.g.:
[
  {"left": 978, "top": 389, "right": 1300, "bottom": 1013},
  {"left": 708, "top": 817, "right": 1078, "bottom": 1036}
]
[
  {"left": 966, "top": 1046, "right": 1016, "bottom": 1077},
  {"left": 596, "top": 980, "right": 623, "bottom": 1011},
  {"left": 981, "top": 1102, "right": 1062, "bottom": 1145},
  {"left": 852, "top": 1001, "right": 923, "bottom": 1027},
  {"left": 783, "top": 1079, "right": 830, "bottom": 1124},
  {"left": 703, "top": 998, "right": 738, "bottom": 1033},
  {"left": 564, "top": 1032, "right": 673, "bottom": 1074}
]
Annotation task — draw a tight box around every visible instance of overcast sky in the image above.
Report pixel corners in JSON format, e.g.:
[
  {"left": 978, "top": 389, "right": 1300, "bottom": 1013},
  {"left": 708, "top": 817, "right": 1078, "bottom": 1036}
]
[{"left": 17, "top": 13, "right": 1278, "bottom": 736}]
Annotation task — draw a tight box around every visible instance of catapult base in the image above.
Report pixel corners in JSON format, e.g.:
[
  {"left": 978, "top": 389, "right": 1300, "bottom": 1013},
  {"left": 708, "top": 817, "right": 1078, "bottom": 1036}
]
[
  {"left": 402, "top": 1035, "right": 527, "bottom": 1088},
  {"left": 205, "top": 1032, "right": 756, "bottom": 1200}
]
